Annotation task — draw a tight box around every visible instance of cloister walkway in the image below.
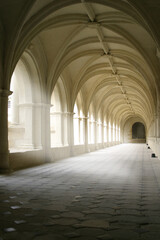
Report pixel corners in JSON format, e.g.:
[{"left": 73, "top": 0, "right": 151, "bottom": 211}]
[{"left": 1, "top": 144, "right": 160, "bottom": 240}]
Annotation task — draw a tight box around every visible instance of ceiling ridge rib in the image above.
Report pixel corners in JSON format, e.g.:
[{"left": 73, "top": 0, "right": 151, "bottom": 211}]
[{"left": 81, "top": 0, "right": 135, "bottom": 114}]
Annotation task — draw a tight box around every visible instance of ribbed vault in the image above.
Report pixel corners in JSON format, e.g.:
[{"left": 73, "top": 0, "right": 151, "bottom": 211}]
[{"left": 6, "top": 0, "right": 160, "bottom": 135}]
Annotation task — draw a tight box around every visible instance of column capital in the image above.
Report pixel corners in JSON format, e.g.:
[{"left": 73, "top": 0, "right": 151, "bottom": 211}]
[
  {"left": 82, "top": 116, "right": 89, "bottom": 119},
  {"left": 41, "top": 103, "right": 52, "bottom": 108},
  {"left": 79, "top": 116, "right": 89, "bottom": 121},
  {"left": 18, "top": 103, "right": 52, "bottom": 108},
  {"left": 66, "top": 112, "right": 74, "bottom": 115},
  {"left": 51, "top": 111, "right": 71, "bottom": 116},
  {"left": 0, "top": 89, "right": 12, "bottom": 97}
]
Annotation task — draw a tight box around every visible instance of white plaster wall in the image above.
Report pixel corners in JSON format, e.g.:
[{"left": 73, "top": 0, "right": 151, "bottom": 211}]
[
  {"left": 8, "top": 126, "right": 25, "bottom": 148},
  {"left": 51, "top": 146, "right": 70, "bottom": 161},
  {"left": 9, "top": 150, "right": 45, "bottom": 170},
  {"left": 73, "top": 145, "right": 86, "bottom": 156},
  {"left": 148, "top": 137, "right": 160, "bottom": 159}
]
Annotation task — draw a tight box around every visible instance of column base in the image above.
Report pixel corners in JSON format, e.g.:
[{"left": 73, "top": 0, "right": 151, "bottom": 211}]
[
  {"left": 0, "top": 168, "right": 13, "bottom": 174},
  {"left": 0, "top": 153, "right": 11, "bottom": 174},
  {"left": 45, "top": 149, "right": 52, "bottom": 163}
]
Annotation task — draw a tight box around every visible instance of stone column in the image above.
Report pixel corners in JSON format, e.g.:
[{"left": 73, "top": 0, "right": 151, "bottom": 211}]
[
  {"left": 83, "top": 117, "right": 90, "bottom": 152},
  {"left": 41, "top": 103, "right": 51, "bottom": 162},
  {"left": 11, "top": 85, "right": 19, "bottom": 124},
  {"left": 63, "top": 112, "right": 68, "bottom": 146},
  {"left": 115, "top": 125, "right": 117, "bottom": 144},
  {"left": 107, "top": 122, "right": 109, "bottom": 146},
  {"left": 61, "top": 112, "right": 64, "bottom": 146},
  {"left": 111, "top": 126, "right": 113, "bottom": 145},
  {"left": 78, "top": 117, "right": 81, "bottom": 144},
  {"left": 33, "top": 103, "right": 43, "bottom": 149},
  {"left": 93, "top": 120, "right": 98, "bottom": 149},
  {"left": 106, "top": 124, "right": 108, "bottom": 145},
  {"left": 67, "top": 112, "right": 74, "bottom": 156},
  {"left": 0, "top": 89, "right": 12, "bottom": 171},
  {"left": 102, "top": 122, "right": 104, "bottom": 147},
  {"left": 103, "top": 123, "right": 107, "bottom": 146}
]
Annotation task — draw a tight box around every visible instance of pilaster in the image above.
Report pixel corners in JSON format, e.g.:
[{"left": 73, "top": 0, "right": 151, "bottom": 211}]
[
  {"left": 67, "top": 112, "right": 74, "bottom": 156},
  {"left": 0, "top": 89, "right": 12, "bottom": 172},
  {"left": 41, "top": 103, "right": 52, "bottom": 162}
]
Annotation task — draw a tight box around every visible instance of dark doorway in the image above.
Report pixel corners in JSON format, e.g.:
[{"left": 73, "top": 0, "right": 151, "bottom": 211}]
[{"left": 132, "top": 122, "right": 145, "bottom": 139}]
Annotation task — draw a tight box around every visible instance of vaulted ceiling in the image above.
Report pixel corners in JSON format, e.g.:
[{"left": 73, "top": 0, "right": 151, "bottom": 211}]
[{"left": 1, "top": 0, "right": 160, "bottom": 129}]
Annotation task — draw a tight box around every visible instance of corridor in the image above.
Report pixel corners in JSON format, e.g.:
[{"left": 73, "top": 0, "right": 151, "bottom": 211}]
[{"left": 1, "top": 144, "right": 160, "bottom": 240}]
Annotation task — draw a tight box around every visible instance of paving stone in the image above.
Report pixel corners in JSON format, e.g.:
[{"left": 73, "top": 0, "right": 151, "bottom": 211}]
[
  {"left": 141, "top": 224, "right": 160, "bottom": 231},
  {"left": 110, "top": 221, "right": 138, "bottom": 228},
  {"left": 141, "top": 232, "right": 160, "bottom": 240},
  {"left": 112, "top": 215, "right": 149, "bottom": 224},
  {"left": 4, "top": 228, "right": 16, "bottom": 232},
  {"left": 45, "top": 218, "right": 79, "bottom": 226},
  {"left": 76, "top": 227, "right": 106, "bottom": 236},
  {"left": 10, "top": 205, "right": 21, "bottom": 209},
  {"left": 50, "top": 215, "right": 61, "bottom": 219},
  {"left": 75, "top": 219, "right": 109, "bottom": 229},
  {"left": 3, "top": 200, "right": 10, "bottom": 203},
  {"left": 64, "top": 231, "right": 80, "bottom": 238},
  {"left": 9, "top": 196, "right": 17, "bottom": 199},
  {"left": 97, "top": 234, "right": 114, "bottom": 240},
  {"left": 75, "top": 237, "right": 97, "bottom": 240},
  {"left": 107, "top": 229, "right": 139, "bottom": 239},
  {"left": 24, "top": 213, "right": 36, "bottom": 217},
  {"left": 3, "top": 211, "right": 11, "bottom": 215},
  {"left": 14, "top": 220, "right": 26, "bottom": 224},
  {"left": 33, "top": 234, "right": 66, "bottom": 240},
  {"left": 61, "top": 211, "right": 84, "bottom": 219}
]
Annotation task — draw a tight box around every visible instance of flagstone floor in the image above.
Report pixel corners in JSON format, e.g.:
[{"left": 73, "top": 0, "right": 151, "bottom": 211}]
[{"left": 0, "top": 144, "right": 160, "bottom": 240}]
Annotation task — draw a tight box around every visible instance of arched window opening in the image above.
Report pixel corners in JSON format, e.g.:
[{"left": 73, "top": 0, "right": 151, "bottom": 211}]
[
  {"left": 8, "top": 73, "right": 19, "bottom": 125},
  {"left": 50, "top": 78, "right": 68, "bottom": 147},
  {"left": 132, "top": 122, "right": 146, "bottom": 139},
  {"left": 8, "top": 72, "right": 24, "bottom": 151},
  {"left": 79, "top": 110, "right": 84, "bottom": 144},
  {"left": 8, "top": 54, "right": 42, "bottom": 152},
  {"left": 74, "top": 103, "right": 79, "bottom": 145},
  {"left": 88, "top": 114, "right": 94, "bottom": 144},
  {"left": 50, "top": 86, "right": 62, "bottom": 147},
  {"left": 109, "top": 122, "right": 111, "bottom": 142}
]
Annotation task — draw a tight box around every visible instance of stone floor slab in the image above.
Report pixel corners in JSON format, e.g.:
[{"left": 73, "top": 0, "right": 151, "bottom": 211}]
[{"left": 0, "top": 144, "right": 160, "bottom": 239}]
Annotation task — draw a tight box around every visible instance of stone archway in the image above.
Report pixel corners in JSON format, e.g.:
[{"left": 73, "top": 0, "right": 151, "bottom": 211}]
[
  {"left": 132, "top": 122, "right": 146, "bottom": 140},
  {"left": 123, "top": 117, "right": 146, "bottom": 143}
]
